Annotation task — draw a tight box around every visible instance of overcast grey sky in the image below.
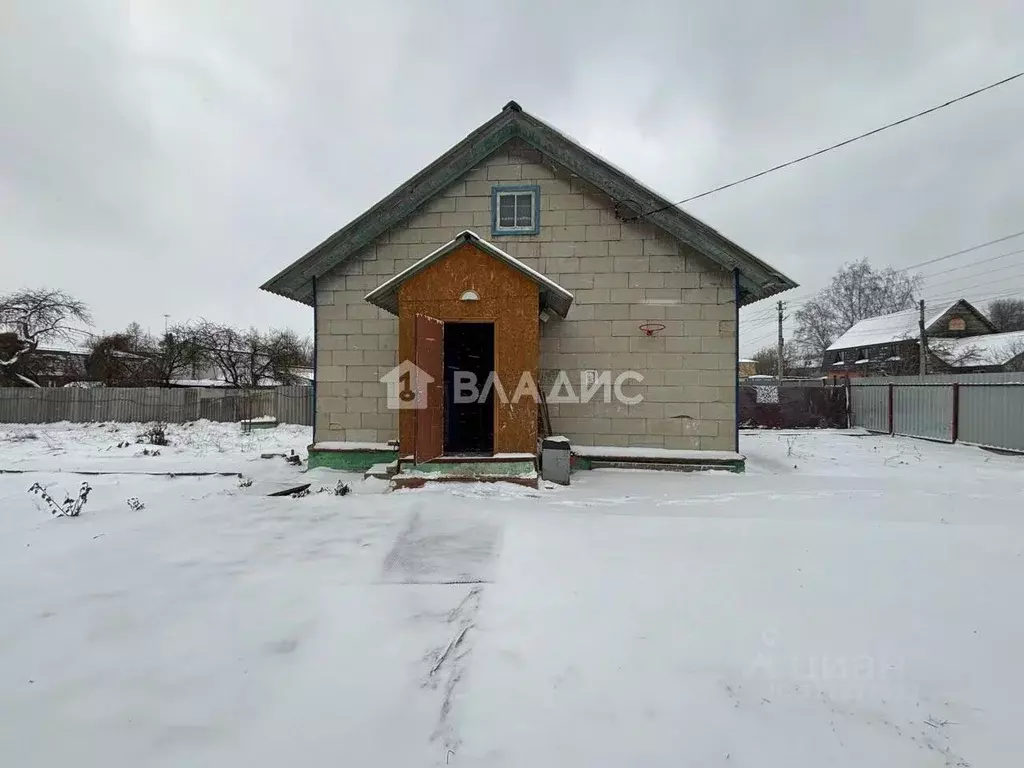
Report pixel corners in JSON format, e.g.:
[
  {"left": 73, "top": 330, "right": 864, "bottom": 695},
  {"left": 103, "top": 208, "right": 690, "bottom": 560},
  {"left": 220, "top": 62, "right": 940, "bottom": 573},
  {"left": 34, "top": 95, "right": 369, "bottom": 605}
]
[{"left": 2, "top": 1, "right": 1022, "bottom": 355}]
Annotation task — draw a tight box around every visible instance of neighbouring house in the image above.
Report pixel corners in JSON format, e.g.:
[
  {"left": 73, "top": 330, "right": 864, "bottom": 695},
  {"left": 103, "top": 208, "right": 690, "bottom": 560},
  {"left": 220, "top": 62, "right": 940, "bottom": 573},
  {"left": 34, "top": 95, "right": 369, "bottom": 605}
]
[
  {"left": 0, "top": 341, "right": 89, "bottom": 387},
  {"left": 823, "top": 298, "right": 1024, "bottom": 376},
  {"left": 786, "top": 354, "right": 823, "bottom": 379},
  {"left": 262, "top": 101, "right": 796, "bottom": 475},
  {"left": 930, "top": 329, "right": 1024, "bottom": 372}
]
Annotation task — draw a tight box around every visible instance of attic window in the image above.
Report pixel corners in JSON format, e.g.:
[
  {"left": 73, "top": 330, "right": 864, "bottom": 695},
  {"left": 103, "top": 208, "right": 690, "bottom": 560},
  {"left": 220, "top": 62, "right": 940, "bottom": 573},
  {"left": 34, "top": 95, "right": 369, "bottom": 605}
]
[
  {"left": 492, "top": 185, "right": 540, "bottom": 235},
  {"left": 948, "top": 316, "right": 966, "bottom": 332}
]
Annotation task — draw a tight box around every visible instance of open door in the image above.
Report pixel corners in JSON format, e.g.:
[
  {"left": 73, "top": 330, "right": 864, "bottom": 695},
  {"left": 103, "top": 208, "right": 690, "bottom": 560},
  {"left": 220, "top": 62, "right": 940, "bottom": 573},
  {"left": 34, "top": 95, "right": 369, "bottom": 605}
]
[{"left": 414, "top": 313, "right": 444, "bottom": 463}]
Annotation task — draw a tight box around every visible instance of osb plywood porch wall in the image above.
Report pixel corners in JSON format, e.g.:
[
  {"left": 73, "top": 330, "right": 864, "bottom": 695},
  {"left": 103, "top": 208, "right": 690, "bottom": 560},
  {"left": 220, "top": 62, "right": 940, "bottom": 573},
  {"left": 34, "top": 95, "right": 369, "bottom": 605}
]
[{"left": 398, "top": 243, "right": 539, "bottom": 455}]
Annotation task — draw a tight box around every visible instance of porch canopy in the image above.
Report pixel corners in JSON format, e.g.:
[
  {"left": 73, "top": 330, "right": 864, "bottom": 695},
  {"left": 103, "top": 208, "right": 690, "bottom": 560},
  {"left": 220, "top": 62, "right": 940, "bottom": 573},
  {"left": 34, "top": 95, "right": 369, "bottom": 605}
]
[{"left": 364, "top": 230, "right": 573, "bottom": 318}]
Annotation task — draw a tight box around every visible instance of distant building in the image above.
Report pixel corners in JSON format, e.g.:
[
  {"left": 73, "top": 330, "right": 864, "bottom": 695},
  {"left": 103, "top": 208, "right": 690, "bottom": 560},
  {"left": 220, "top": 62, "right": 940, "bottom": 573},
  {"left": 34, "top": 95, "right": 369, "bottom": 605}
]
[{"left": 824, "top": 299, "right": 1024, "bottom": 376}]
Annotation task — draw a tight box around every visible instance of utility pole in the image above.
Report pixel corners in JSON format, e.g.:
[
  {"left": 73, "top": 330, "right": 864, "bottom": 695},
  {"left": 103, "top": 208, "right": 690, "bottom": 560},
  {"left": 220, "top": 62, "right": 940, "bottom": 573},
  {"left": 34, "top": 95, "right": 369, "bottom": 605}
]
[
  {"left": 918, "top": 299, "right": 927, "bottom": 377},
  {"left": 777, "top": 300, "right": 785, "bottom": 381}
]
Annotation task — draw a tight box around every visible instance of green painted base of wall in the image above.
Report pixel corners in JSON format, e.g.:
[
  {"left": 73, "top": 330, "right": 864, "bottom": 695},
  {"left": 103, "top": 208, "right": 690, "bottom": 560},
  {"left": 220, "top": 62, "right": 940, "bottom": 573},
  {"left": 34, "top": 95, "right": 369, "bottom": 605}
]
[
  {"left": 570, "top": 455, "right": 745, "bottom": 474},
  {"left": 307, "top": 447, "right": 399, "bottom": 472}
]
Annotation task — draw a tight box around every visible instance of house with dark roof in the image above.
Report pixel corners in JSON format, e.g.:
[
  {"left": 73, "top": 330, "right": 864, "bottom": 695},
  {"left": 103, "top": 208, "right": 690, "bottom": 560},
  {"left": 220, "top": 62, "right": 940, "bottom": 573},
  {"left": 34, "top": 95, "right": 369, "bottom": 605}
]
[
  {"left": 262, "top": 101, "right": 796, "bottom": 474},
  {"left": 823, "top": 299, "right": 1024, "bottom": 376}
]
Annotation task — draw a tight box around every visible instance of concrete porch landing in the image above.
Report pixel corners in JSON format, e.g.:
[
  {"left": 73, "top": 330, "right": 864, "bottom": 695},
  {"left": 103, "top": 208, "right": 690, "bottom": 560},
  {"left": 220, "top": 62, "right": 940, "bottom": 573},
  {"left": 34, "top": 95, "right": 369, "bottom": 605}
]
[
  {"left": 390, "top": 454, "right": 539, "bottom": 489},
  {"left": 570, "top": 446, "right": 745, "bottom": 473}
]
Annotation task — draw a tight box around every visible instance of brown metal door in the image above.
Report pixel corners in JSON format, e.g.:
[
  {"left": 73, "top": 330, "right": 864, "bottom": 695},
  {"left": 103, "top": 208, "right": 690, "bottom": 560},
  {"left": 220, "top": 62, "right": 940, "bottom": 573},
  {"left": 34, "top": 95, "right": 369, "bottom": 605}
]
[{"left": 414, "top": 313, "right": 444, "bottom": 463}]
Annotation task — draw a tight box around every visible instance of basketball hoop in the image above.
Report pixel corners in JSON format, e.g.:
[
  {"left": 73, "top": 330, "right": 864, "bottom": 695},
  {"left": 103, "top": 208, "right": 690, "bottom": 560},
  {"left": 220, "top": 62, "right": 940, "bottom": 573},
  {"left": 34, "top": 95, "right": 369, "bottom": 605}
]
[{"left": 638, "top": 323, "right": 666, "bottom": 337}]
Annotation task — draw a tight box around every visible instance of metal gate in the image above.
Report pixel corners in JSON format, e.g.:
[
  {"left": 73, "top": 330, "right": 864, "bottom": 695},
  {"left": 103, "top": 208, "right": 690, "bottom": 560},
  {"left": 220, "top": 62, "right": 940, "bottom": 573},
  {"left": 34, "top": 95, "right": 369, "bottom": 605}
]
[
  {"left": 849, "top": 385, "right": 888, "bottom": 433},
  {"left": 892, "top": 385, "right": 954, "bottom": 442}
]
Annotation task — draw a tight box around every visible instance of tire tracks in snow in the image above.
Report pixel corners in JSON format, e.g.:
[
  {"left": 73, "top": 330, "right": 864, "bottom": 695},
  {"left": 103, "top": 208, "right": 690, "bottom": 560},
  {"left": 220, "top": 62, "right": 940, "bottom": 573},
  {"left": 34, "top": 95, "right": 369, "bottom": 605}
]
[
  {"left": 424, "top": 583, "right": 482, "bottom": 760},
  {"left": 381, "top": 505, "right": 497, "bottom": 762}
]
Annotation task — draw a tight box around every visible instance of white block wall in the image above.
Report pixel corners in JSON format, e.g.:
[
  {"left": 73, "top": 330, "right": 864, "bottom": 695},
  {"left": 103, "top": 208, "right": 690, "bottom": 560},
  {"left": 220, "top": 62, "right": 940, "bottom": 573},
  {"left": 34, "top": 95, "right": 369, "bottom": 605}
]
[{"left": 315, "top": 139, "right": 737, "bottom": 450}]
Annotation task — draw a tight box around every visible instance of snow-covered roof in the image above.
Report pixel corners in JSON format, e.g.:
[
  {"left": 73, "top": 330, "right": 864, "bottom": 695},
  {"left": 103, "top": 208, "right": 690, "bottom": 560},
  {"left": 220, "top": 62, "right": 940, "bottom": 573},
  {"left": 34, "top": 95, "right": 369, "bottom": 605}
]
[
  {"left": 36, "top": 343, "right": 90, "bottom": 356},
  {"left": 826, "top": 302, "right": 960, "bottom": 351},
  {"left": 364, "top": 230, "right": 574, "bottom": 318},
  {"left": 169, "top": 379, "right": 233, "bottom": 388},
  {"left": 930, "top": 329, "right": 1024, "bottom": 367}
]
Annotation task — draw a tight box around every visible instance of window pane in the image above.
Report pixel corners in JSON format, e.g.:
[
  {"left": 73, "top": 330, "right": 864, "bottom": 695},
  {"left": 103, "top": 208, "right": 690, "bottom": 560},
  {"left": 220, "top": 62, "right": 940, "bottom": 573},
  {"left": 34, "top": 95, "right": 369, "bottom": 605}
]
[
  {"left": 498, "top": 194, "right": 516, "bottom": 227},
  {"left": 514, "top": 193, "right": 534, "bottom": 227}
]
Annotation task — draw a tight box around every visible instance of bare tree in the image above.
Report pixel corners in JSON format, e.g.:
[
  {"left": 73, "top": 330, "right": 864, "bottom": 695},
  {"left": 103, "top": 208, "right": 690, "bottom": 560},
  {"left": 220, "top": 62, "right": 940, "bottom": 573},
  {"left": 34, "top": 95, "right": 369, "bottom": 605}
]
[
  {"left": 151, "top": 323, "right": 205, "bottom": 386},
  {"left": 86, "top": 333, "right": 151, "bottom": 386},
  {"left": 930, "top": 341, "right": 985, "bottom": 370},
  {"left": 0, "top": 289, "right": 92, "bottom": 387},
  {"left": 1002, "top": 338, "right": 1024, "bottom": 372},
  {"left": 194, "top": 322, "right": 307, "bottom": 388},
  {"left": 988, "top": 298, "right": 1024, "bottom": 332},
  {"left": 794, "top": 260, "right": 921, "bottom": 360},
  {"left": 751, "top": 345, "right": 794, "bottom": 376}
]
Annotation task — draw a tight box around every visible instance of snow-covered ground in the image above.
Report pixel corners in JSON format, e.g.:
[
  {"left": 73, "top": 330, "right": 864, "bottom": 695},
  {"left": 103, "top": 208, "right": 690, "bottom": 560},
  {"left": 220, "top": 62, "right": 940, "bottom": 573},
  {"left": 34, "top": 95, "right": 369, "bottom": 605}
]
[
  {"left": 1, "top": 424, "right": 1022, "bottom": 767},
  {"left": 0, "top": 420, "right": 311, "bottom": 473}
]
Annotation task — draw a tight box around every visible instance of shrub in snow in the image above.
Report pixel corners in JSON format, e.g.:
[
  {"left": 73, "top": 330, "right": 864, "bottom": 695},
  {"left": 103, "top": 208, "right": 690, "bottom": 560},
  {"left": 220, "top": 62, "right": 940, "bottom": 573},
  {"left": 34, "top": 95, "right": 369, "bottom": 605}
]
[
  {"left": 5, "top": 430, "right": 38, "bottom": 442},
  {"left": 139, "top": 448, "right": 161, "bottom": 457},
  {"left": 237, "top": 477, "right": 254, "bottom": 488},
  {"left": 138, "top": 423, "right": 169, "bottom": 446},
  {"left": 126, "top": 497, "right": 145, "bottom": 511},
  {"left": 295, "top": 481, "right": 350, "bottom": 498},
  {"left": 28, "top": 482, "right": 92, "bottom": 517}
]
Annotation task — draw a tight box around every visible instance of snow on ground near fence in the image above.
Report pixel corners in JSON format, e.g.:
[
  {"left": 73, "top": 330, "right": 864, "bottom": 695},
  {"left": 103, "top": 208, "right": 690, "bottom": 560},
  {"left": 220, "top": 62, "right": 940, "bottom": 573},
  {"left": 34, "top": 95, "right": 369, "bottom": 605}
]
[
  {"left": 0, "top": 420, "right": 312, "bottom": 473},
  {"left": 1, "top": 428, "right": 1023, "bottom": 766}
]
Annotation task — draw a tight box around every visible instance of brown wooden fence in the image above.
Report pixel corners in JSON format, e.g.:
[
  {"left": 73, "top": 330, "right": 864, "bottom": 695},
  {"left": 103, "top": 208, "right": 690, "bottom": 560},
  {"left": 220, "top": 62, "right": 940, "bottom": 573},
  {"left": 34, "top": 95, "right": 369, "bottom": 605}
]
[
  {"left": 739, "top": 384, "right": 849, "bottom": 429},
  {"left": 0, "top": 386, "right": 313, "bottom": 425}
]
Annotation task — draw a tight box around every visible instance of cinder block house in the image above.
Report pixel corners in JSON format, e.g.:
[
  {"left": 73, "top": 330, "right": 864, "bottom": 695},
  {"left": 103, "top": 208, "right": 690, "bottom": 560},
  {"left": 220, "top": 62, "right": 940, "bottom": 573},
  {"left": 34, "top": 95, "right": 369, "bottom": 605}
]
[{"left": 262, "top": 102, "right": 795, "bottom": 475}]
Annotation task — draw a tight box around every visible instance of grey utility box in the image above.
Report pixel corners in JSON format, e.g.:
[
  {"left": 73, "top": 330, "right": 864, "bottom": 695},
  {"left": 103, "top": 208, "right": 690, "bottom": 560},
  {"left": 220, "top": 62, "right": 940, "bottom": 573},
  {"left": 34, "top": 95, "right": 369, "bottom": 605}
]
[{"left": 541, "top": 436, "right": 571, "bottom": 486}]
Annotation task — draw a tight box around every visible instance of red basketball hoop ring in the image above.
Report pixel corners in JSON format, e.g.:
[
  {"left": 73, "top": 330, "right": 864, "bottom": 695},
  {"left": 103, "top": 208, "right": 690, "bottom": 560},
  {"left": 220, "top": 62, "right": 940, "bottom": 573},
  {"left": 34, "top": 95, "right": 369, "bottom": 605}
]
[{"left": 638, "top": 323, "right": 666, "bottom": 337}]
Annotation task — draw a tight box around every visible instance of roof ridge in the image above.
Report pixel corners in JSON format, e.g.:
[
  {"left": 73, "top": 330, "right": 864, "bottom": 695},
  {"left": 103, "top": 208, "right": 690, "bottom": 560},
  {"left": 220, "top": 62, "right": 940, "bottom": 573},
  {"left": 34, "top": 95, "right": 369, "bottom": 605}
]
[{"left": 261, "top": 104, "right": 796, "bottom": 306}]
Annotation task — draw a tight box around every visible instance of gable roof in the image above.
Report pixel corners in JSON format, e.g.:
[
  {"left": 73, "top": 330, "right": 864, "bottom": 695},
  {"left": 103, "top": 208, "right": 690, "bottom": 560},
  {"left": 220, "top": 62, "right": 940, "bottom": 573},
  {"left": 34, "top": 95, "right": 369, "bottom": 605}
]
[
  {"left": 826, "top": 299, "right": 995, "bottom": 351},
  {"left": 364, "top": 230, "right": 574, "bottom": 318},
  {"left": 930, "top": 329, "right": 1024, "bottom": 367},
  {"left": 261, "top": 101, "right": 797, "bottom": 307}
]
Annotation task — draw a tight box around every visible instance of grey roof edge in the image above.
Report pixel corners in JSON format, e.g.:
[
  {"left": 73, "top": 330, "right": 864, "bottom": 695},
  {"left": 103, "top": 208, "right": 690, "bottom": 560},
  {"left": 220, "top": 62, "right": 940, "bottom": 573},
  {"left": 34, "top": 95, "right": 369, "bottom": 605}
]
[
  {"left": 259, "top": 108, "right": 519, "bottom": 306},
  {"left": 363, "top": 230, "right": 574, "bottom": 318},
  {"left": 260, "top": 102, "right": 798, "bottom": 307}
]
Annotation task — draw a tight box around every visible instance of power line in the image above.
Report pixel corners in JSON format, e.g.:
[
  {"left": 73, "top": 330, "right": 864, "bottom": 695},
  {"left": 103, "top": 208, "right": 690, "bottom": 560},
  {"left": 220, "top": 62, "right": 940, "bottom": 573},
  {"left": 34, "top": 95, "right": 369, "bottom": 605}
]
[
  {"left": 742, "top": 236, "right": 1024, "bottom": 321},
  {"left": 902, "top": 230, "right": 1024, "bottom": 270},
  {"left": 744, "top": 279, "right": 1024, "bottom": 347},
  {"left": 923, "top": 261, "right": 1024, "bottom": 291},
  {"left": 919, "top": 247, "right": 1024, "bottom": 278},
  {"left": 627, "top": 71, "right": 1024, "bottom": 221}
]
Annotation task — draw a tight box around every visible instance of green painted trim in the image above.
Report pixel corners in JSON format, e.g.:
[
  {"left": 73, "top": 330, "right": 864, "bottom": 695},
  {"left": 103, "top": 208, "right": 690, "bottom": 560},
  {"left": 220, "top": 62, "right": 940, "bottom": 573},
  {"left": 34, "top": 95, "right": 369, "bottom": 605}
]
[
  {"left": 491, "top": 184, "right": 541, "bottom": 236},
  {"left": 308, "top": 448, "right": 399, "bottom": 472}
]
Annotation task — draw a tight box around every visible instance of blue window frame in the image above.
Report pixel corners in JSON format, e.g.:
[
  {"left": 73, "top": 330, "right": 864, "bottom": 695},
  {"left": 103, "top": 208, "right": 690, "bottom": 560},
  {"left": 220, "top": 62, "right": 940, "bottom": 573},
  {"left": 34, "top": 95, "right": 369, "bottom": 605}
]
[{"left": 491, "top": 185, "right": 540, "bottom": 236}]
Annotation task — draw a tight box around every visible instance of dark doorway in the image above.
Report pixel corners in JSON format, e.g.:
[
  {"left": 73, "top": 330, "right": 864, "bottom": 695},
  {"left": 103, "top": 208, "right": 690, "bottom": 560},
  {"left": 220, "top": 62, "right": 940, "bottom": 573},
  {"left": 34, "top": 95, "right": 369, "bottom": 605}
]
[{"left": 444, "top": 322, "right": 494, "bottom": 454}]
